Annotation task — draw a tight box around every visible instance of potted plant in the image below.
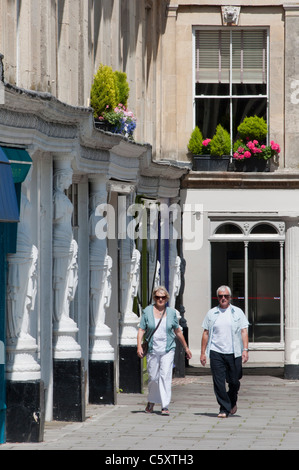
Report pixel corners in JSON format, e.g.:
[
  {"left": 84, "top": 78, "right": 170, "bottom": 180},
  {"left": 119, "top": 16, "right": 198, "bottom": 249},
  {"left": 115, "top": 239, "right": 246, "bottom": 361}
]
[
  {"left": 101, "top": 103, "right": 136, "bottom": 139},
  {"left": 90, "top": 64, "right": 118, "bottom": 130},
  {"left": 90, "top": 64, "right": 136, "bottom": 139},
  {"left": 233, "top": 116, "right": 280, "bottom": 172},
  {"left": 188, "top": 125, "right": 231, "bottom": 171},
  {"left": 188, "top": 126, "right": 203, "bottom": 155}
]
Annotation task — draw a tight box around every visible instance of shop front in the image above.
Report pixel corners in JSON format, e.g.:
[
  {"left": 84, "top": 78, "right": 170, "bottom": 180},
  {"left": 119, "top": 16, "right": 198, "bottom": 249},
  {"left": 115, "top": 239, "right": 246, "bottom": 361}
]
[{"left": 181, "top": 176, "right": 299, "bottom": 376}]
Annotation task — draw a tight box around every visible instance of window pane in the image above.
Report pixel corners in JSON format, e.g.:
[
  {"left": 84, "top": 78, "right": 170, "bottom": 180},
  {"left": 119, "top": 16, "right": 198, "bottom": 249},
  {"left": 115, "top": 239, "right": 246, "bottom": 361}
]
[
  {"left": 211, "top": 242, "right": 244, "bottom": 310},
  {"left": 232, "top": 83, "right": 266, "bottom": 95},
  {"left": 232, "top": 30, "right": 267, "bottom": 84},
  {"left": 248, "top": 243, "right": 280, "bottom": 342},
  {"left": 195, "top": 30, "right": 230, "bottom": 83},
  {"left": 250, "top": 224, "right": 277, "bottom": 234},
  {"left": 195, "top": 98, "right": 230, "bottom": 138},
  {"left": 196, "top": 83, "right": 229, "bottom": 96},
  {"left": 232, "top": 97, "right": 267, "bottom": 139},
  {"left": 216, "top": 223, "right": 242, "bottom": 234}
]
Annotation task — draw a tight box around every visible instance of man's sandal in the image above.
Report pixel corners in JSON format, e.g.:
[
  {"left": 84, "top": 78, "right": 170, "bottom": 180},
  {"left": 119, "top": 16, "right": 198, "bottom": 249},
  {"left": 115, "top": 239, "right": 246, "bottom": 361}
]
[
  {"left": 217, "top": 412, "right": 228, "bottom": 418},
  {"left": 145, "top": 402, "right": 155, "bottom": 413},
  {"left": 161, "top": 408, "right": 169, "bottom": 415}
]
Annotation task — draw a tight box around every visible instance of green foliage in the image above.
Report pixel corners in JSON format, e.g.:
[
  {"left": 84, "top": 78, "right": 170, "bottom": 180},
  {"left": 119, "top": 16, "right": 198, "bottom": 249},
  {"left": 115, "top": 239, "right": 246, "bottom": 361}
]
[
  {"left": 114, "top": 71, "right": 130, "bottom": 108},
  {"left": 210, "top": 124, "right": 231, "bottom": 156},
  {"left": 237, "top": 115, "right": 267, "bottom": 142},
  {"left": 90, "top": 64, "right": 119, "bottom": 117},
  {"left": 233, "top": 139, "right": 244, "bottom": 153},
  {"left": 188, "top": 126, "right": 203, "bottom": 154}
]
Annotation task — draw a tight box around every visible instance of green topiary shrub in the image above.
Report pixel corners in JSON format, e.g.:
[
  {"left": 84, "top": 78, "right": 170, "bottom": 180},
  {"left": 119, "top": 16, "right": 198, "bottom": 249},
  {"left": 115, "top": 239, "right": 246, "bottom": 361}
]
[
  {"left": 90, "top": 64, "right": 119, "bottom": 118},
  {"left": 188, "top": 126, "right": 203, "bottom": 154},
  {"left": 210, "top": 124, "right": 231, "bottom": 156},
  {"left": 237, "top": 115, "right": 267, "bottom": 142},
  {"left": 114, "top": 71, "right": 130, "bottom": 108}
]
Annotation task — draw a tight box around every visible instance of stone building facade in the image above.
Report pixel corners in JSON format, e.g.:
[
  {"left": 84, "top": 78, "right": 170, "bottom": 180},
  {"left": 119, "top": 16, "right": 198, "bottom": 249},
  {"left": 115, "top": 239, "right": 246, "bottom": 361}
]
[{"left": 1, "top": 0, "right": 299, "bottom": 443}]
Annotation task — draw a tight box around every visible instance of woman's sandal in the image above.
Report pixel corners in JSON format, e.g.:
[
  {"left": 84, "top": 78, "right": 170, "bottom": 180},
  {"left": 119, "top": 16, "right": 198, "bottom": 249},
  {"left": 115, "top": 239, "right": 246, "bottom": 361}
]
[
  {"left": 145, "top": 402, "right": 155, "bottom": 413},
  {"left": 161, "top": 408, "right": 169, "bottom": 415},
  {"left": 217, "top": 412, "right": 228, "bottom": 418}
]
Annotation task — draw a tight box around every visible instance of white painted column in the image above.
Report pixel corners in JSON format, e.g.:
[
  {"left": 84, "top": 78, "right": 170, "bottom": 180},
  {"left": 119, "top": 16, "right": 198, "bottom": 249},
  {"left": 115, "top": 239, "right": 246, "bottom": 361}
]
[
  {"left": 52, "top": 158, "right": 81, "bottom": 360},
  {"left": 119, "top": 193, "right": 140, "bottom": 346},
  {"left": 89, "top": 176, "right": 114, "bottom": 361},
  {"left": 284, "top": 218, "right": 299, "bottom": 378},
  {"left": 6, "top": 168, "right": 40, "bottom": 382}
]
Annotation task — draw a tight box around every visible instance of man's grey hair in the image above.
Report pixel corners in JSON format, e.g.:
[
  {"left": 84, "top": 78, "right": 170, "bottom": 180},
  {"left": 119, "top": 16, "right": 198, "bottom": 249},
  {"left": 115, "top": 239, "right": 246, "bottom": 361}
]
[{"left": 216, "top": 285, "right": 232, "bottom": 296}]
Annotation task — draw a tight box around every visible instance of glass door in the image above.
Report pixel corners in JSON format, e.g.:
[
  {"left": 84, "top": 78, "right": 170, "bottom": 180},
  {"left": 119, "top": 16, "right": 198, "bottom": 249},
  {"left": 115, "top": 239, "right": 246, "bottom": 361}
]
[
  {"left": 248, "top": 242, "right": 280, "bottom": 342},
  {"left": 211, "top": 239, "right": 282, "bottom": 343}
]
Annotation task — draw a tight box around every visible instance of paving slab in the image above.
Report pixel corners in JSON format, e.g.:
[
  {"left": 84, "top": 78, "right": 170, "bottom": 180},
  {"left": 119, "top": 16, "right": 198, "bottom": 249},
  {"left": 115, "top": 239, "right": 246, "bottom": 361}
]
[{"left": 1, "top": 373, "right": 299, "bottom": 453}]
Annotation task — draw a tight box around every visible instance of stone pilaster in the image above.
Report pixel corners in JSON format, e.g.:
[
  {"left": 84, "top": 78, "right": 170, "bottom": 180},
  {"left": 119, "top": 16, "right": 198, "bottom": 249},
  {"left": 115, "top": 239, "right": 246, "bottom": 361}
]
[
  {"left": 284, "top": 218, "right": 299, "bottom": 379},
  {"left": 284, "top": 5, "right": 299, "bottom": 168}
]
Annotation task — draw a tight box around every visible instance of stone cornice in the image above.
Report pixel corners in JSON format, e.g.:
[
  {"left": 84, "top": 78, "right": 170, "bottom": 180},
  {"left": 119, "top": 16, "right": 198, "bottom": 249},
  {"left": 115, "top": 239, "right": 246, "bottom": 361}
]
[
  {"left": 182, "top": 170, "right": 299, "bottom": 189},
  {"left": 0, "top": 79, "right": 189, "bottom": 187}
]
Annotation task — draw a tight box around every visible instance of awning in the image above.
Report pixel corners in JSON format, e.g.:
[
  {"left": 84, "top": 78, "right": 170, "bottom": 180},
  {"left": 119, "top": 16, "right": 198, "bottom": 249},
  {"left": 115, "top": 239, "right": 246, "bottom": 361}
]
[
  {"left": 0, "top": 148, "right": 19, "bottom": 222},
  {"left": 1, "top": 147, "right": 32, "bottom": 184}
]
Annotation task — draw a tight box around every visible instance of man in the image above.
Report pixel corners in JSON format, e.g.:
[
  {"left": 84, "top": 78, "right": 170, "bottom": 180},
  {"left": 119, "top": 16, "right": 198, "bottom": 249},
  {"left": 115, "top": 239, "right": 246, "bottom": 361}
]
[{"left": 200, "top": 285, "right": 249, "bottom": 418}]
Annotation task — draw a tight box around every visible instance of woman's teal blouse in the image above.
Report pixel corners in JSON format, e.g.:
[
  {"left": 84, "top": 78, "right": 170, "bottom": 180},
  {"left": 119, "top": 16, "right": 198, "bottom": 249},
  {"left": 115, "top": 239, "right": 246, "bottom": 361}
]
[{"left": 139, "top": 305, "right": 179, "bottom": 354}]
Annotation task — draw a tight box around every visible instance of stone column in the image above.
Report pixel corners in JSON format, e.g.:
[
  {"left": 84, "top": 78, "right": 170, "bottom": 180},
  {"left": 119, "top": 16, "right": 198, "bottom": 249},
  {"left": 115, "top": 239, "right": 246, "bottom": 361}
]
[
  {"left": 284, "top": 218, "right": 299, "bottom": 379},
  {"left": 88, "top": 176, "right": 115, "bottom": 404},
  {"left": 52, "top": 158, "right": 84, "bottom": 421},
  {"left": 6, "top": 166, "right": 44, "bottom": 442},
  {"left": 284, "top": 6, "right": 299, "bottom": 168}
]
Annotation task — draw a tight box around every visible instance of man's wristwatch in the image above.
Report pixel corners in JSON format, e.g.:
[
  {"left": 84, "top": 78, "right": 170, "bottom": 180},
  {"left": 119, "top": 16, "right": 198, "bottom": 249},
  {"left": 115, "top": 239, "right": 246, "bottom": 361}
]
[{"left": 243, "top": 348, "right": 249, "bottom": 351}]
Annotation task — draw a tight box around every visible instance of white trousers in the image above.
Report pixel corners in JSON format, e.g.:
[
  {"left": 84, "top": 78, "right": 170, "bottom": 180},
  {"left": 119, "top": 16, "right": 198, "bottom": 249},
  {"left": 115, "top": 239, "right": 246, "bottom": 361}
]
[{"left": 147, "top": 349, "right": 175, "bottom": 409}]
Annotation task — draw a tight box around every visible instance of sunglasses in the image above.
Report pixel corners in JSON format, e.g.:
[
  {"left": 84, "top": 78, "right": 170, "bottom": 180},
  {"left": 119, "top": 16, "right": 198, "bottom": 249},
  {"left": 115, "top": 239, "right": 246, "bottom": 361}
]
[
  {"left": 155, "top": 296, "right": 166, "bottom": 300},
  {"left": 218, "top": 294, "right": 230, "bottom": 299}
]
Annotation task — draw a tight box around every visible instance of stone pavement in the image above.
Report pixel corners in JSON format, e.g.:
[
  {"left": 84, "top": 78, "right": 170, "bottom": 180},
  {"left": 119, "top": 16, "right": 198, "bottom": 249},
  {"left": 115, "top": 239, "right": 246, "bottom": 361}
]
[{"left": 1, "top": 370, "right": 299, "bottom": 452}]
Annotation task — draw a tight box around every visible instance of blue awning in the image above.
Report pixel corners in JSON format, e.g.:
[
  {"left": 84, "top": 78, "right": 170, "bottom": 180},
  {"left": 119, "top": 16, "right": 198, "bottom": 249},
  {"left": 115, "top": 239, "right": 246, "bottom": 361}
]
[
  {"left": 0, "top": 148, "right": 19, "bottom": 222},
  {"left": 1, "top": 147, "right": 32, "bottom": 184}
]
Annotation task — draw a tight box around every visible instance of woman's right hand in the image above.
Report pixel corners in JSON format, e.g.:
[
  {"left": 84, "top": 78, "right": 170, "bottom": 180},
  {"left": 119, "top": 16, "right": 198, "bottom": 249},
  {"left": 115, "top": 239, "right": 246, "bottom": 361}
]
[
  {"left": 137, "top": 328, "right": 145, "bottom": 358},
  {"left": 137, "top": 345, "right": 144, "bottom": 358}
]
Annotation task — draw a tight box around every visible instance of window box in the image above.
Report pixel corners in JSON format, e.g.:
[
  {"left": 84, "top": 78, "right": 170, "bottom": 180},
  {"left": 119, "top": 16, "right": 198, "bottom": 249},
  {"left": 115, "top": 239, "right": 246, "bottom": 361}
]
[
  {"left": 192, "top": 154, "right": 231, "bottom": 171},
  {"left": 94, "top": 118, "right": 114, "bottom": 132},
  {"left": 233, "top": 158, "right": 270, "bottom": 172}
]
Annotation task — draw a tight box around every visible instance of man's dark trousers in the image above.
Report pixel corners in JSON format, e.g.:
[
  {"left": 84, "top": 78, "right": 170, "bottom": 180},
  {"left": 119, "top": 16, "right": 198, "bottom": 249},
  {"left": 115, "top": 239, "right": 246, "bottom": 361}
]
[{"left": 210, "top": 350, "right": 242, "bottom": 415}]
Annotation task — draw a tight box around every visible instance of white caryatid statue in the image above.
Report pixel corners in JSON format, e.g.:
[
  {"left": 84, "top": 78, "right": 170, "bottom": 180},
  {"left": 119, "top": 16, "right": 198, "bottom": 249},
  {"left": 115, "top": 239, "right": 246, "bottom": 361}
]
[
  {"left": 120, "top": 247, "right": 141, "bottom": 346},
  {"left": 52, "top": 159, "right": 81, "bottom": 359},
  {"left": 6, "top": 167, "right": 41, "bottom": 381},
  {"left": 89, "top": 182, "right": 114, "bottom": 361},
  {"left": 169, "top": 255, "right": 181, "bottom": 309}
]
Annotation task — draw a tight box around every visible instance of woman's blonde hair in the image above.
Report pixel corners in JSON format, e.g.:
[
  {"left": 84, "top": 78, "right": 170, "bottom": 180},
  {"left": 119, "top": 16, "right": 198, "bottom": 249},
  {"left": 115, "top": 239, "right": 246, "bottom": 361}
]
[{"left": 152, "top": 285, "right": 170, "bottom": 301}]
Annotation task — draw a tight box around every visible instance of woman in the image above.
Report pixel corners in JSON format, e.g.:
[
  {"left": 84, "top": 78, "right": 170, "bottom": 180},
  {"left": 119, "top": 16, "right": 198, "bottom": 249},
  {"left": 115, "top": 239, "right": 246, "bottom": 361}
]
[{"left": 137, "top": 286, "right": 192, "bottom": 415}]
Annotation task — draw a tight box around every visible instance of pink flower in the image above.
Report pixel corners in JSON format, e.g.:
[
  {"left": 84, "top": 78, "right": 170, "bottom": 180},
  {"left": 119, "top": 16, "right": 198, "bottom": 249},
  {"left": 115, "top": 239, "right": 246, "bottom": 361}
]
[
  {"left": 270, "top": 141, "right": 280, "bottom": 153},
  {"left": 233, "top": 152, "right": 244, "bottom": 160},
  {"left": 244, "top": 151, "right": 251, "bottom": 159},
  {"left": 202, "top": 138, "right": 211, "bottom": 147}
]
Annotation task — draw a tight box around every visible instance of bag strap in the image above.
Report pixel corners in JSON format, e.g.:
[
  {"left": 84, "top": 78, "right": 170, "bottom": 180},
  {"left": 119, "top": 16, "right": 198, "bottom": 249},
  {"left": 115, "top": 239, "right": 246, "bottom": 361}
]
[{"left": 146, "top": 308, "right": 166, "bottom": 342}]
